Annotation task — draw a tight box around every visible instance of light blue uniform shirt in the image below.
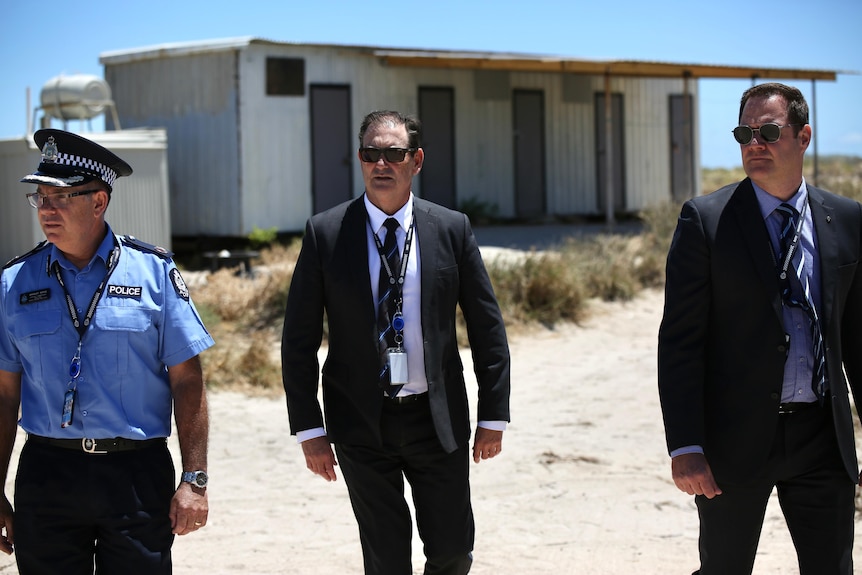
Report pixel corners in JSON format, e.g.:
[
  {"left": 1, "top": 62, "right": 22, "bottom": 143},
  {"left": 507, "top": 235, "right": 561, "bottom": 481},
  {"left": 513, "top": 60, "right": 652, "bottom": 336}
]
[{"left": 0, "top": 225, "right": 214, "bottom": 439}]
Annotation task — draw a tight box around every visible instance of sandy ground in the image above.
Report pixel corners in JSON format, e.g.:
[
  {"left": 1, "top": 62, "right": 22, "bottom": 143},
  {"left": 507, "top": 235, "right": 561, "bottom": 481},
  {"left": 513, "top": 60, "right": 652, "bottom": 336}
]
[{"left": 2, "top": 287, "right": 861, "bottom": 574}]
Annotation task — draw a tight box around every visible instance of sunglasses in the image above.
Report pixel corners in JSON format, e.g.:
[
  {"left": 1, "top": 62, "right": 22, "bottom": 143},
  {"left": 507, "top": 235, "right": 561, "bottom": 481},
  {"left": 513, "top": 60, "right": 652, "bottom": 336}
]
[
  {"left": 26, "top": 189, "right": 99, "bottom": 209},
  {"left": 359, "top": 147, "right": 416, "bottom": 163},
  {"left": 732, "top": 123, "right": 802, "bottom": 145}
]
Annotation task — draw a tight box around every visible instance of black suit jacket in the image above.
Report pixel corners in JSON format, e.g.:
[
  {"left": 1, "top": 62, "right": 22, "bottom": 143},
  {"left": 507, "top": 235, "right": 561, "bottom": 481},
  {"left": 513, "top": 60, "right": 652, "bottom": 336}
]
[
  {"left": 282, "top": 196, "right": 511, "bottom": 453},
  {"left": 658, "top": 179, "right": 862, "bottom": 483}
]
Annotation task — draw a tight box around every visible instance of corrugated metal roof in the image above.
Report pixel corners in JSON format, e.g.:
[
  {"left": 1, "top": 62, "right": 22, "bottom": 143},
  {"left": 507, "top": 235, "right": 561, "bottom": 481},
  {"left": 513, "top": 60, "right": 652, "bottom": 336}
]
[{"left": 99, "top": 37, "right": 841, "bottom": 81}]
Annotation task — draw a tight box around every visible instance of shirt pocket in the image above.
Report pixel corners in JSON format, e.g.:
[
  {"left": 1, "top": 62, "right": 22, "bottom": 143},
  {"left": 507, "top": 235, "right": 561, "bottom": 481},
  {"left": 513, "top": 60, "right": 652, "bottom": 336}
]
[
  {"left": 4, "top": 309, "right": 62, "bottom": 381},
  {"left": 93, "top": 307, "right": 153, "bottom": 375},
  {"left": 7, "top": 309, "right": 62, "bottom": 339}
]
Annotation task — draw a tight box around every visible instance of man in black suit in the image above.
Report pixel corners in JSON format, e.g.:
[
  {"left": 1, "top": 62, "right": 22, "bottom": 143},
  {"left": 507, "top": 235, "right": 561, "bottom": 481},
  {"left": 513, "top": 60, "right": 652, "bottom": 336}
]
[
  {"left": 658, "top": 82, "right": 862, "bottom": 574},
  {"left": 281, "top": 110, "right": 511, "bottom": 575}
]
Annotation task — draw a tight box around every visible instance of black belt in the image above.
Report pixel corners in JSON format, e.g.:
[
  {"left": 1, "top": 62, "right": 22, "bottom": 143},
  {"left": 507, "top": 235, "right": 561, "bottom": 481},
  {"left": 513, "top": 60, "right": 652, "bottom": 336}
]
[
  {"left": 778, "top": 402, "right": 818, "bottom": 415},
  {"left": 388, "top": 392, "right": 428, "bottom": 405},
  {"left": 28, "top": 435, "right": 166, "bottom": 454}
]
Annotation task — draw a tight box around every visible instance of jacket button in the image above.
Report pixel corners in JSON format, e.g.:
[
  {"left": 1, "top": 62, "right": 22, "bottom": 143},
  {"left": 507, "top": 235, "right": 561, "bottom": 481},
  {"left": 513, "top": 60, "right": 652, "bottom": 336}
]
[{"left": 770, "top": 393, "right": 779, "bottom": 400}]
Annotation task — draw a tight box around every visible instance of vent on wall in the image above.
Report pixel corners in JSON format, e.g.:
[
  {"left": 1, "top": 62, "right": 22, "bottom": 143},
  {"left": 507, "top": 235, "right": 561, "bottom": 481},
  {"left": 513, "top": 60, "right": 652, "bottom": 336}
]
[{"left": 474, "top": 70, "right": 510, "bottom": 101}]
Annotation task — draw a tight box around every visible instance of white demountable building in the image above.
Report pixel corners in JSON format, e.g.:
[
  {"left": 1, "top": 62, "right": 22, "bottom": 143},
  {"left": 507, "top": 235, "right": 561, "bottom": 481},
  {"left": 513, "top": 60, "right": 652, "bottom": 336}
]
[{"left": 98, "top": 37, "right": 839, "bottom": 240}]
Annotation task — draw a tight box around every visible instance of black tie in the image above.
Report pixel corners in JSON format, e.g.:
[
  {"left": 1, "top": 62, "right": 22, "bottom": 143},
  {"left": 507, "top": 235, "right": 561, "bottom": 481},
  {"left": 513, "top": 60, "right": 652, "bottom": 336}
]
[
  {"left": 775, "top": 203, "right": 827, "bottom": 402},
  {"left": 377, "top": 218, "right": 403, "bottom": 398}
]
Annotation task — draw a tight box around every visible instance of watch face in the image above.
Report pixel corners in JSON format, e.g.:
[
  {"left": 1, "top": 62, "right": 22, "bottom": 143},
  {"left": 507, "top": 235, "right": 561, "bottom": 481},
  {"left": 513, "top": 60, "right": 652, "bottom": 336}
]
[{"left": 184, "top": 471, "right": 208, "bottom": 487}]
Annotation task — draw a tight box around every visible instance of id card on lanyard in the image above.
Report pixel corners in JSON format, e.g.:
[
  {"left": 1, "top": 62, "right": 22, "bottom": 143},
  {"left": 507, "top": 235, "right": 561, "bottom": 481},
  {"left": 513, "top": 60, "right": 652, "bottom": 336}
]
[
  {"left": 51, "top": 238, "right": 120, "bottom": 427},
  {"left": 371, "top": 215, "right": 415, "bottom": 386}
]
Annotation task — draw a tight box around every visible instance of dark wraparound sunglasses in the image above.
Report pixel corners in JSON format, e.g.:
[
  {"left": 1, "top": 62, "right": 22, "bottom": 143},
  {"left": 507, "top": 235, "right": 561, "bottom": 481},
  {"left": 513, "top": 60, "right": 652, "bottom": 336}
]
[
  {"left": 359, "top": 147, "right": 417, "bottom": 163},
  {"left": 732, "top": 123, "right": 802, "bottom": 145}
]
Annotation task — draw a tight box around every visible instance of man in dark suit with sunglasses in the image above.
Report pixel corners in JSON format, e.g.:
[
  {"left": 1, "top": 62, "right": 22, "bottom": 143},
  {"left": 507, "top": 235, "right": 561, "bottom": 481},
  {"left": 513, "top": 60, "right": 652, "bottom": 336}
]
[
  {"left": 658, "top": 82, "right": 862, "bottom": 574},
  {"left": 282, "top": 110, "right": 511, "bottom": 575}
]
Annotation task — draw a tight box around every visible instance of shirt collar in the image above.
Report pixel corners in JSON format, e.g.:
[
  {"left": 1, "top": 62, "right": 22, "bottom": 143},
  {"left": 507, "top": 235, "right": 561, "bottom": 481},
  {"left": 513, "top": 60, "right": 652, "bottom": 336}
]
[
  {"left": 50, "top": 223, "right": 115, "bottom": 272},
  {"left": 363, "top": 193, "right": 414, "bottom": 234},
  {"left": 753, "top": 178, "right": 808, "bottom": 221}
]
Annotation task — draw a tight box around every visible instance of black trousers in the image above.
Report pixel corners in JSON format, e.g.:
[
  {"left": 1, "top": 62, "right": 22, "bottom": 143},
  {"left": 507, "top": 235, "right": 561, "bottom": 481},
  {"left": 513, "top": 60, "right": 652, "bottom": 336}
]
[
  {"left": 335, "top": 395, "right": 474, "bottom": 575},
  {"left": 14, "top": 439, "right": 175, "bottom": 575},
  {"left": 694, "top": 403, "right": 855, "bottom": 575}
]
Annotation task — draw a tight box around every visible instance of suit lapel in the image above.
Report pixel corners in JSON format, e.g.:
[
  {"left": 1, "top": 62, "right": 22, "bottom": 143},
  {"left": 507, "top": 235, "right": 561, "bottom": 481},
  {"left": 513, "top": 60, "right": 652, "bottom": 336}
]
[
  {"left": 808, "top": 185, "right": 837, "bottom": 334},
  {"left": 730, "top": 179, "right": 784, "bottom": 322},
  {"left": 343, "top": 197, "right": 375, "bottom": 327},
  {"left": 413, "top": 198, "right": 439, "bottom": 328}
]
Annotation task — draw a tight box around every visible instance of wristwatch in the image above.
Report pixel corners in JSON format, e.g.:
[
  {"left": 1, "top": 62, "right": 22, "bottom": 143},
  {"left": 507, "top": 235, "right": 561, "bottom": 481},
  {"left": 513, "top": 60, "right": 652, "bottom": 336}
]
[{"left": 181, "top": 470, "right": 208, "bottom": 488}]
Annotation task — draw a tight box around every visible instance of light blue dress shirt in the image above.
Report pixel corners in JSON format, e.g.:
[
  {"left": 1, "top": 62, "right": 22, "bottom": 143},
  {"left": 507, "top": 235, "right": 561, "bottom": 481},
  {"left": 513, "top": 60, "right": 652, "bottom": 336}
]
[
  {"left": 753, "top": 179, "right": 820, "bottom": 405},
  {"left": 0, "top": 225, "right": 214, "bottom": 439}
]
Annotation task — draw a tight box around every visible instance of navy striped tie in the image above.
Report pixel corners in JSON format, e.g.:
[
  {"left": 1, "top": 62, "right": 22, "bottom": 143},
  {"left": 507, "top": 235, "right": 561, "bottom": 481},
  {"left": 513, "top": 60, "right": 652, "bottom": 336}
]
[
  {"left": 775, "top": 203, "right": 827, "bottom": 402},
  {"left": 377, "top": 218, "right": 403, "bottom": 398}
]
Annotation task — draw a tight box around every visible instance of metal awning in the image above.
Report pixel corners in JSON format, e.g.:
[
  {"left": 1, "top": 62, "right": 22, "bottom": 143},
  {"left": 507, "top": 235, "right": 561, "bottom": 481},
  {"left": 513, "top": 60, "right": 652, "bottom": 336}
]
[{"left": 372, "top": 50, "right": 838, "bottom": 81}]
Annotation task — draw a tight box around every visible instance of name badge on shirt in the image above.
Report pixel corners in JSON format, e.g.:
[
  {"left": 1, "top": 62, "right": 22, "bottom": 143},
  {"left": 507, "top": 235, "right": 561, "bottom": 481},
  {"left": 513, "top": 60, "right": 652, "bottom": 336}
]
[
  {"left": 108, "top": 285, "right": 143, "bottom": 299},
  {"left": 20, "top": 289, "right": 50, "bottom": 305}
]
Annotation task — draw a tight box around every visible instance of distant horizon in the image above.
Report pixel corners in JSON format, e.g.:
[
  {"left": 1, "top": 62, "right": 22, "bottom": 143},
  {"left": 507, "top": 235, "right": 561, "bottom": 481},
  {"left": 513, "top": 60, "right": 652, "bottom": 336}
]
[{"left": 704, "top": 151, "right": 862, "bottom": 171}]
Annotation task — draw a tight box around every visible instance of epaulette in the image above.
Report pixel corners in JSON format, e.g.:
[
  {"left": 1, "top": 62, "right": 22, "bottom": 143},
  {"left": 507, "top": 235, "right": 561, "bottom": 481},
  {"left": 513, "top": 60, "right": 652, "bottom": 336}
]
[
  {"left": 3, "top": 240, "right": 50, "bottom": 270},
  {"left": 120, "top": 235, "right": 174, "bottom": 260}
]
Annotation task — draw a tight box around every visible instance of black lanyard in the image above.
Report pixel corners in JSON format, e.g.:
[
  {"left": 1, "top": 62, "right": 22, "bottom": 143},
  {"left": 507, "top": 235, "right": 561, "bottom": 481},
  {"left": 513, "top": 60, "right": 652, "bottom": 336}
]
[
  {"left": 370, "top": 214, "right": 415, "bottom": 294},
  {"left": 50, "top": 236, "right": 121, "bottom": 339}
]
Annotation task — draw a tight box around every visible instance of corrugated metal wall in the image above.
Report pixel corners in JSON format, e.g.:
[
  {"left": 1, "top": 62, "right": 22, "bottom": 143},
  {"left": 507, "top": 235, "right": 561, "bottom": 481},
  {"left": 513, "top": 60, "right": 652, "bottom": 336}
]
[
  {"left": 105, "top": 53, "right": 240, "bottom": 237},
  {"left": 93, "top": 130, "right": 172, "bottom": 249},
  {"left": 0, "top": 138, "right": 43, "bottom": 264},
  {"left": 104, "top": 41, "right": 698, "bottom": 235}
]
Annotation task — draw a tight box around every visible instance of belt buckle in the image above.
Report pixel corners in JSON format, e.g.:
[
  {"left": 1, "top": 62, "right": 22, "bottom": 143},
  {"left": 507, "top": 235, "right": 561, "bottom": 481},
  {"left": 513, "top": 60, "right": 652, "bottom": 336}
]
[{"left": 82, "top": 438, "right": 107, "bottom": 454}]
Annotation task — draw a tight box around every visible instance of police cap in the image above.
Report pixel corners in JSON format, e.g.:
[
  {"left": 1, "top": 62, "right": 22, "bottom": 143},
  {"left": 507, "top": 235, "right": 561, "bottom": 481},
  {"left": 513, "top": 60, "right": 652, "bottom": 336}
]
[{"left": 20, "top": 129, "right": 133, "bottom": 192}]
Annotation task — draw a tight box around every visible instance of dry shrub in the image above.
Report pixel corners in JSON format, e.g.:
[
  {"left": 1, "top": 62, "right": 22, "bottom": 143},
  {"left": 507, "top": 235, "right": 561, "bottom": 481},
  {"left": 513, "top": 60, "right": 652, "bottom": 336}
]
[
  {"left": 488, "top": 251, "right": 587, "bottom": 327},
  {"left": 636, "top": 198, "right": 683, "bottom": 287},
  {"left": 805, "top": 155, "right": 862, "bottom": 202},
  {"left": 202, "top": 329, "right": 282, "bottom": 395},
  {"left": 192, "top": 243, "right": 298, "bottom": 394},
  {"left": 255, "top": 237, "right": 302, "bottom": 266},
  {"left": 569, "top": 235, "right": 643, "bottom": 302},
  {"left": 193, "top": 256, "right": 295, "bottom": 327}
]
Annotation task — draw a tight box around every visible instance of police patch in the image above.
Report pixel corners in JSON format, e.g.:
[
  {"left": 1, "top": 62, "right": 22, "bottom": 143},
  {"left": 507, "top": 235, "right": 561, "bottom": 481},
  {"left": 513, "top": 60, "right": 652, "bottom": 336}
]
[
  {"left": 107, "top": 285, "right": 142, "bottom": 299},
  {"left": 20, "top": 288, "right": 50, "bottom": 305},
  {"left": 170, "top": 268, "right": 189, "bottom": 301}
]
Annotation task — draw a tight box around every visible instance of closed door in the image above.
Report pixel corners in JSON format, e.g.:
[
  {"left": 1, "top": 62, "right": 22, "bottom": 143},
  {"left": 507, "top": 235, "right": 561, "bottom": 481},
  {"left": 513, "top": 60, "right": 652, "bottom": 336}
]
[
  {"left": 419, "top": 87, "right": 456, "bottom": 208},
  {"left": 310, "top": 85, "right": 352, "bottom": 214},
  {"left": 513, "top": 90, "right": 546, "bottom": 219}
]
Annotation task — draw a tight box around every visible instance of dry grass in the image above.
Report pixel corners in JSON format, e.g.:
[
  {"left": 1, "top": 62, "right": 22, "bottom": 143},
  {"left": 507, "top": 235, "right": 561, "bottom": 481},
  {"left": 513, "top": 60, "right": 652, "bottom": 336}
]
[{"left": 191, "top": 156, "right": 862, "bottom": 394}]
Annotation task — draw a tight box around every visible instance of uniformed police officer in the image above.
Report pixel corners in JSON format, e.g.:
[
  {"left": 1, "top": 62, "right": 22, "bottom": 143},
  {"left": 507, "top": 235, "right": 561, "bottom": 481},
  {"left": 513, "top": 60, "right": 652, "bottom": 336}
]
[{"left": 0, "top": 129, "right": 214, "bottom": 574}]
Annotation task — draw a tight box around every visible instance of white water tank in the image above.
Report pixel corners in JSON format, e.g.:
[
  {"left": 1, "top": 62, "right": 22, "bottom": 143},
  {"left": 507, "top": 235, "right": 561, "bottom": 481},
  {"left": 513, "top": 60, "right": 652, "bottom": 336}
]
[{"left": 40, "top": 74, "right": 112, "bottom": 121}]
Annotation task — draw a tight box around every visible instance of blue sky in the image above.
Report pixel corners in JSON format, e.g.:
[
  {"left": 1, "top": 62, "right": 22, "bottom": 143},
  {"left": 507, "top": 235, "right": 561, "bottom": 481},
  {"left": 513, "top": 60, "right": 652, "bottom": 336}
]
[{"left": 2, "top": 0, "right": 859, "bottom": 168}]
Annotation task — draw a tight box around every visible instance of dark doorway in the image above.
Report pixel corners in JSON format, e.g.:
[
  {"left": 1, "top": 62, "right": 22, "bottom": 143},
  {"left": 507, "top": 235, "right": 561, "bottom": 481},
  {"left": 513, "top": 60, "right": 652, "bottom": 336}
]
[
  {"left": 513, "top": 90, "right": 546, "bottom": 219},
  {"left": 310, "top": 85, "right": 352, "bottom": 214},
  {"left": 418, "top": 87, "right": 456, "bottom": 208}
]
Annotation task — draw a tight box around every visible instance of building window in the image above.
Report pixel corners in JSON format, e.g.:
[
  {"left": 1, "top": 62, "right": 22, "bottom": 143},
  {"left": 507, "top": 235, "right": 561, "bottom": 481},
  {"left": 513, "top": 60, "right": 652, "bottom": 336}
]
[{"left": 266, "top": 57, "right": 305, "bottom": 96}]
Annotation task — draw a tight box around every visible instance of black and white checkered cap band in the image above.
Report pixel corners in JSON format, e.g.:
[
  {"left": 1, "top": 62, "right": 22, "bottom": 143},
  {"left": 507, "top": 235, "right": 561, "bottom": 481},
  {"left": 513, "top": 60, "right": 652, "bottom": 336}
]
[{"left": 49, "top": 151, "right": 118, "bottom": 188}]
